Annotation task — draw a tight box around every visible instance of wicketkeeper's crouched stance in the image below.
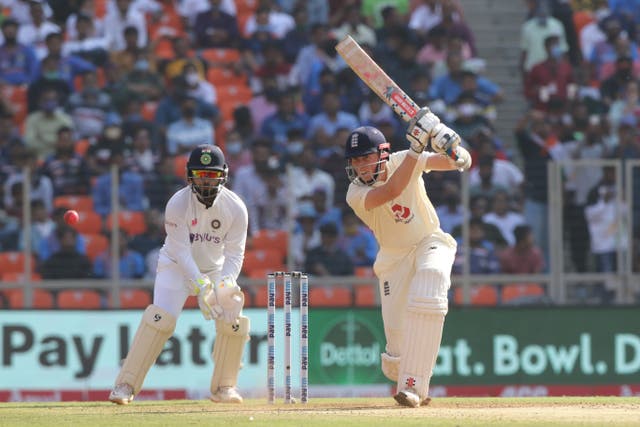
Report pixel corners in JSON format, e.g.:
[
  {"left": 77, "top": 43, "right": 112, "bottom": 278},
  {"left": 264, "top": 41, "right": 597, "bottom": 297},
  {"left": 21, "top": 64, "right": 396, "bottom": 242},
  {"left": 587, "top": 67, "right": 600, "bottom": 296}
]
[
  {"left": 109, "top": 145, "right": 250, "bottom": 405},
  {"left": 345, "top": 109, "right": 471, "bottom": 407}
]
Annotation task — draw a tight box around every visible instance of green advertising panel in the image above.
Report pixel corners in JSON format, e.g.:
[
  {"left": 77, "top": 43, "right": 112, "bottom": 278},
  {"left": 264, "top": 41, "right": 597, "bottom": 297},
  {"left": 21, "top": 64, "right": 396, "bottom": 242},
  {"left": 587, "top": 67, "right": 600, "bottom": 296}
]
[
  {"left": 308, "top": 307, "right": 640, "bottom": 386},
  {"left": 309, "top": 309, "right": 387, "bottom": 384}
]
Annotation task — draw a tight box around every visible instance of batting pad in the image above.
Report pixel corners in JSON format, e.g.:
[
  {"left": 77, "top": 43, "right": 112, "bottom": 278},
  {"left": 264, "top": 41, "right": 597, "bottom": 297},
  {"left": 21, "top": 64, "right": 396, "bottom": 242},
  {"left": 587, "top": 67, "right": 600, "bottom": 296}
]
[
  {"left": 397, "top": 268, "right": 449, "bottom": 401},
  {"left": 210, "top": 315, "right": 250, "bottom": 392},
  {"left": 381, "top": 352, "right": 400, "bottom": 381},
  {"left": 116, "top": 304, "right": 176, "bottom": 394}
]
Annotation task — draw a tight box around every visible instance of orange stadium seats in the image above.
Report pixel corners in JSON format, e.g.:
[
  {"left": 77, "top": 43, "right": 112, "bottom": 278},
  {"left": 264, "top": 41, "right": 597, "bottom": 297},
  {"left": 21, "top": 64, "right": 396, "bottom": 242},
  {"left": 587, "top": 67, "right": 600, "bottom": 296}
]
[
  {"left": 199, "top": 48, "right": 241, "bottom": 66},
  {"left": 71, "top": 211, "right": 102, "bottom": 234},
  {"left": 6, "top": 289, "right": 55, "bottom": 309},
  {"left": 57, "top": 290, "right": 102, "bottom": 309},
  {"left": 309, "top": 286, "right": 352, "bottom": 307},
  {"left": 242, "top": 249, "right": 284, "bottom": 276},
  {"left": 75, "top": 138, "right": 91, "bottom": 157},
  {"left": 2, "top": 272, "right": 42, "bottom": 282},
  {"left": 502, "top": 283, "right": 546, "bottom": 304},
  {"left": 453, "top": 284, "right": 498, "bottom": 306},
  {"left": 206, "top": 68, "right": 248, "bottom": 87},
  {"left": 251, "top": 229, "right": 288, "bottom": 257},
  {"left": 173, "top": 154, "right": 189, "bottom": 178},
  {"left": 117, "top": 288, "right": 152, "bottom": 309},
  {"left": 253, "top": 284, "right": 283, "bottom": 307},
  {"left": 82, "top": 233, "right": 109, "bottom": 261},
  {"left": 54, "top": 195, "right": 94, "bottom": 211},
  {"left": 106, "top": 211, "right": 147, "bottom": 236},
  {"left": 0, "top": 252, "right": 35, "bottom": 274}
]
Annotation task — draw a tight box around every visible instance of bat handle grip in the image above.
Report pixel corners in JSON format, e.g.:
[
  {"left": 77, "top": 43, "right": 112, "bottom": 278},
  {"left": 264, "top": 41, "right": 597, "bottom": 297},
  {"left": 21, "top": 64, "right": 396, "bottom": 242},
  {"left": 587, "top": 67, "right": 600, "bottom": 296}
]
[{"left": 446, "top": 144, "right": 459, "bottom": 161}]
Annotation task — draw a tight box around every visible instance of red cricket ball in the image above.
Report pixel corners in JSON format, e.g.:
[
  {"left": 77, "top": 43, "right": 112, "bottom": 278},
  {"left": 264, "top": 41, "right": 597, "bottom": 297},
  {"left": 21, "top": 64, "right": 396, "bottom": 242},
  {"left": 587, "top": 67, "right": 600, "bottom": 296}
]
[{"left": 64, "top": 209, "right": 79, "bottom": 225}]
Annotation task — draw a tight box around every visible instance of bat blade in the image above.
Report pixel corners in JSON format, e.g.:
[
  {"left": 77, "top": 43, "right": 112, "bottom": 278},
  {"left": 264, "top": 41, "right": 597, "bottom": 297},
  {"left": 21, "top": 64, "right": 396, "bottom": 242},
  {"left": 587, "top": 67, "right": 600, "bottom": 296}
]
[{"left": 336, "top": 35, "right": 420, "bottom": 122}]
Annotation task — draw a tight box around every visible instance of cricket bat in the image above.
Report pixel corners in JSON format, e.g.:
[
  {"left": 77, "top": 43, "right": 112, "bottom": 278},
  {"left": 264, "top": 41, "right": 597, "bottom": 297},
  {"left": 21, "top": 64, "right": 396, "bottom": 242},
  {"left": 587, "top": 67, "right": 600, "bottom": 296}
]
[{"left": 336, "top": 35, "right": 458, "bottom": 159}]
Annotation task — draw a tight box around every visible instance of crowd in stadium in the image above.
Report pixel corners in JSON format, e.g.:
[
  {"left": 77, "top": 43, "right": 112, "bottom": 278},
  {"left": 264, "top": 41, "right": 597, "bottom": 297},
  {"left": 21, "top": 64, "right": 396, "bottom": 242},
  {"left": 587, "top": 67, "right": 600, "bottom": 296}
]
[{"left": 0, "top": 0, "right": 638, "bottom": 306}]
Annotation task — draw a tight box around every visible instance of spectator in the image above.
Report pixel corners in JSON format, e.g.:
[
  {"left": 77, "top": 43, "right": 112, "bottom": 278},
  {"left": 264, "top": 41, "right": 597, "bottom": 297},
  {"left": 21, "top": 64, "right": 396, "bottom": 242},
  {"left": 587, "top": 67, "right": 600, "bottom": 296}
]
[
  {"left": 524, "top": 34, "right": 574, "bottom": 111},
  {"left": 37, "top": 206, "right": 87, "bottom": 261},
  {"left": 260, "top": 89, "right": 309, "bottom": 153},
  {"left": 429, "top": 51, "right": 503, "bottom": 105},
  {"left": 588, "top": 15, "right": 638, "bottom": 81},
  {"left": 607, "top": 79, "right": 640, "bottom": 131},
  {"left": 103, "top": 0, "right": 148, "bottom": 51},
  {"left": 128, "top": 208, "right": 165, "bottom": 259},
  {"left": 430, "top": 0, "right": 476, "bottom": 56},
  {"left": 66, "top": 71, "right": 113, "bottom": 139},
  {"left": 453, "top": 218, "right": 501, "bottom": 274},
  {"left": 18, "top": 0, "right": 61, "bottom": 60},
  {"left": 253, "top": 40, "right": 292, "bottom": 91},
  {"left": 223, "top": 129, "right": 252, "bottom": 175},
  {"left": 243, "top": 3, "right": 295, "bottom": 40},
  {"left": 41, "top": 126, "right": 92, "bottom": 196},
  {"left": 24, "top": 88, "right": 74, "bottom": 160},
  {"left": 26, "top": 54, "right": 72, "bottom": 112},
  {"left": 64, "top": 13, "right": 109, "bottom": 67},
  {"left": 183, "top": 62, "right": 217, "bottom": 106},
  {"left": 408, "top": 0, "right": 443, "bottom": 37},
  {"left": 452, "top": 194, "right": 507, "bottom": 248},
  {"left": 0, "top": 18, "right": 39, "bottom": 85},
  {"left": 162, "top": 36, "right": 205, "bottom": 82},
  {"left": 40, "top": 225, "right": 93, "bottom": 279},
  {"left": 193, "top": 0, "right": 241, "bottom": 48},
  {"left": 311, "top": 187, "right": 342, "bottom": 233},
  {"left": 417, "top": 27, "right": 472, "bottom": 69},
  {"left": 65, "top": 1, "right": 107, "bottom": 41},
  {"left": 144, "top": 155, "right": 185, "bottom": 212},
  {"left": 306, "top": 90, "right": 359, "bottom": 143},
  {"left": 332, "top": 5, "right": 376, "bottom": 47},
  {"left": 85, "top": 122, "right": 127, "bottom": 176},
  {"left": 469, "top": 155, "right": 509, "bottom": 200},
  {"left": 249, "top": 164, "right": 288, "bottom": 234},
  {"left": 449, "top": 91, "right": 495, "bottom": 141},
  {"left": 18, "top": 200, "right": 54, "bottom": 253},
  {"left": 289, "top": 145, "right": 335, "bottom": 209},
  {"left": 93, "top": 228, "right": 145, "bottom": 279},
  {"left": 281, "top": 4, "right": 311, "bottom": 63},
  {"left": 469, "top": 147, "right": 523, "bottom": 197},
  {"left": 44, "top": 31, "right": 97, "bottom": 87},
  {"left": 92, "top": 150, "right": 146, "bottom": 217},
  {"left": 109, "top": 26, "right": 154, "bottom": 78},
  {"left": 154, "top": 79, "right": 218, "bottom": 137},
  {"left": 305, "top": 222, "right": 354, "bottom": 276},
  {"left": 290, "top": 201, "right": 320, "bottom": 270},
  {"left": 435, "top": 181, "right": 463, "bottom": 234},
  {"left": 166, "top": 96, "right": 215, "bottom": 155},
  {"left": 124, "top": 126, "right": 159, "bottom": 179},
  {"left": 483, "top": 190, "right": 526, "bottom": 247},
  {"left": 3, "top": 146, "right": 54, "bottom": 214},
  {"left": 520, "top": 0, "right": 569, "bottom": 75},
  {"left": 338, "top": 209, "right": 377, "bottom": 267},
  {"left": 499, "top": 224, "right": 545, "bottom": 274}
]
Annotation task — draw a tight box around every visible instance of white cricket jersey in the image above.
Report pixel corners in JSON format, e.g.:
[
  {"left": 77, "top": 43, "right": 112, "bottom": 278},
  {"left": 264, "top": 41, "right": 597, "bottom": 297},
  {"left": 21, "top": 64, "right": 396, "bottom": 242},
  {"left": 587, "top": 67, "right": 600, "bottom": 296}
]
[
  {"left": 347, "top": 151, "right": 440, "bottom": 249},
  {"left": 158, "top": 185, "right": 248, "bottom": 284}
]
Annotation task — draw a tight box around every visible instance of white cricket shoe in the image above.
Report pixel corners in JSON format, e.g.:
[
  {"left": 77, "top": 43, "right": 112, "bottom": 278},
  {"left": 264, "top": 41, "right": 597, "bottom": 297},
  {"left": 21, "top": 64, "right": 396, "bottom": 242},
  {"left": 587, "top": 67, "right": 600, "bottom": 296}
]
[
  {"left": 393, "top": 388, "right": 420, "bottom": 408},
  {"left": 210, "top": 386, "right": 243, "bottom": 404},
  {"left": 109, "top": 383, "right": 134, "bottom": 405}
]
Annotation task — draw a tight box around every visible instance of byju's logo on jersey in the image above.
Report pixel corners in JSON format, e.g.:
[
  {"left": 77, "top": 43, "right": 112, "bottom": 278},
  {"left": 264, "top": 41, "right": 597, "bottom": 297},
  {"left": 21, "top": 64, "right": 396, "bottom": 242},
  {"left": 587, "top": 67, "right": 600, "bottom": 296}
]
[
  {"left": 189, "top": 233, "right": 222, "bottom": 244},
  {"left": 391, "top": 203, "right": 414, "bottom": 224}
]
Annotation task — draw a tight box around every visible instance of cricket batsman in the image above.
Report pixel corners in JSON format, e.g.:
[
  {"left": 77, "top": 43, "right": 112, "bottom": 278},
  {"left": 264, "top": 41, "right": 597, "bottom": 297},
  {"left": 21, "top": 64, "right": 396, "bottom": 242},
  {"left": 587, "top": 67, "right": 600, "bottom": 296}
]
[
  {"left": 109, "top": 144, "right": 250, "bottom": 404},
  {"left": 344, "top": 110, "right": 471, "bottom": 407}
]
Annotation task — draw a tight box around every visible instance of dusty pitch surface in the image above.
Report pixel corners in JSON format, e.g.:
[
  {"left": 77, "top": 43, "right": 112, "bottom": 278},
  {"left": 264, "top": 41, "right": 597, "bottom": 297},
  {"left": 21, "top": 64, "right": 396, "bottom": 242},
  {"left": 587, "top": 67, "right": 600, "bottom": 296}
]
[{"left": 2, "top": 397, "right": 639, "bottom": 426}]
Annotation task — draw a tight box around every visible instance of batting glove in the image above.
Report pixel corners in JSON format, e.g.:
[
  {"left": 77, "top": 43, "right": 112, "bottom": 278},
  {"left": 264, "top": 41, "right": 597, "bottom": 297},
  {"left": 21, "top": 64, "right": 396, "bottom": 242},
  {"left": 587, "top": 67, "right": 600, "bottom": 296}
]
[
  {"left": 430, "top": 123, "right": 461, "bottom": 159},
  {"left": 448, "top": 146, "right": 472, "bottom": 171},
  {"left": 406, "top": 107, "right": 440, "bottom": 154},
  {"left": 192, "top": 276, "right": 223, "bottom": 320}
]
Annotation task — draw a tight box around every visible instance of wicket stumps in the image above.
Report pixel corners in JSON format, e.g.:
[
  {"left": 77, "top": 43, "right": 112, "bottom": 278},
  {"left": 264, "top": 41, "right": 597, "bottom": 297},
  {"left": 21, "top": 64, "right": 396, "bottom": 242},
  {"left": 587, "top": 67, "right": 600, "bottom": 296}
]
[{"left": 267, "top": 271, "right": 309, "bottom": 404}]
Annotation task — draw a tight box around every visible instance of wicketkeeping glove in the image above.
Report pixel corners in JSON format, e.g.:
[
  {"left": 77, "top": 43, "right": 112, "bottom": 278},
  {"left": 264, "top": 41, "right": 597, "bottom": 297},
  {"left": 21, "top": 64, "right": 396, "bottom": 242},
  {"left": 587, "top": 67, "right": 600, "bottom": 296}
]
[
  {"left": 191, "top": 276, "right": 223, "bottom": 320},
  {"left": 214, "top": 276, "right": 245, "bottom": 324},
  {"left": 406, "top": 107, "right": 440, "bottom": 154}
]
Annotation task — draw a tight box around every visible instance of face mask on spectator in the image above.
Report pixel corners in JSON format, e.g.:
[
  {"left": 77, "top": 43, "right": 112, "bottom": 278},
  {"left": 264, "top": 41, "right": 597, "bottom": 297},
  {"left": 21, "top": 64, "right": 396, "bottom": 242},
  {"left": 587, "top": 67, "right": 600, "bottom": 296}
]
[
  {"left": 42, "top": 100, "right": 58, "bottom": 112},
  {"left": 134, "top": 59, "right": 149, "bottom": 71},
  {"left": 550, "top": 45, "right": 563, "bottom": 59},
  {"left": 226, "top": 140, "right": 243, "bottom": 155},
  {"left": 185, "top": 72, "right": 199, "bottom": 85},
  {"left": 457, "top": 103, "right": 478, "bottom": 117}
]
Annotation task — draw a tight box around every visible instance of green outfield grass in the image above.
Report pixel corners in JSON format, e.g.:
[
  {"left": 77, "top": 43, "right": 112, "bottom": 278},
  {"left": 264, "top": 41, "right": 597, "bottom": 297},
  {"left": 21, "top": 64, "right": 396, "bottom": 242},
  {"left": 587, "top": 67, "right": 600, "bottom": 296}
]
[{"left": 1, "top": 397, "right": 639, "bottom": 426}]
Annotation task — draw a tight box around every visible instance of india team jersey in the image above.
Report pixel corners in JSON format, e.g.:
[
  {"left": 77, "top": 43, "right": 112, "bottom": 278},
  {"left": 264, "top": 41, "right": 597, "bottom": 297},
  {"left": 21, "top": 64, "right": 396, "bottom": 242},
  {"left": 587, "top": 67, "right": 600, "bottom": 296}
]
[
  {"left": 158, "top": 185, "right": 248, "bottom": 283},
  {"left": 346, "top": 151, "right": 440, "bottom": 249}
]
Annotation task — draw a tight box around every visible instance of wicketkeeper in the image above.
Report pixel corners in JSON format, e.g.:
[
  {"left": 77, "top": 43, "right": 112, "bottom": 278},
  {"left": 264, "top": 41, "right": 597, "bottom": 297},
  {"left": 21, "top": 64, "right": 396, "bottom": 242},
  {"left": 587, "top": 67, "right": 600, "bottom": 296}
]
[
  {"left": 109, "top": 144, "right": 250, "bottom": 405},
  {"left": 344, "top": 110, "right": 471, "bottom": 407}
]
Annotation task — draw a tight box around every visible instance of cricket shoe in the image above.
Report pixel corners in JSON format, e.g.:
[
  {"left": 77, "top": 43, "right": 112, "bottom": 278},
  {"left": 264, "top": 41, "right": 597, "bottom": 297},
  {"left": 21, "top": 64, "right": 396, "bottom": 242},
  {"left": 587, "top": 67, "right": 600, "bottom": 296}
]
[
  {"left": 393, "top": 388, "right": 420, "bottom": 408},
  {"left": 109, "top": 383, "right": 134, "bottom": 405},
  {"left": 210, "top": 386, "right": 243, "bottom": 403}
]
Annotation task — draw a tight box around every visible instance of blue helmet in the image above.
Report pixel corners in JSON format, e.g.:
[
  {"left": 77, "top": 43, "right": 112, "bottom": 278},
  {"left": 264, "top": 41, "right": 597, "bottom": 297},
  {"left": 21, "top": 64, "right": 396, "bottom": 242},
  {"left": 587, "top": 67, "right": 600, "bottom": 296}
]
[{"left": 344, "top": 126, "right": 390, "bottom": 185}]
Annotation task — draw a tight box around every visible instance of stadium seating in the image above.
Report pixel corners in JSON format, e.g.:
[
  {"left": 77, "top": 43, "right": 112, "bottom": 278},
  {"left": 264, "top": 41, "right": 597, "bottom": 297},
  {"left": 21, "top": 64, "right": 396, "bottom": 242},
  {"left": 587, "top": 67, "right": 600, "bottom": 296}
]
[
  {"left": 354, "top": 266, "right": 377, "bottom": 307},
  {"left": 206, "top": 68, "right": 248, "bottom": 87},
  {"left": 453, "top": 284, "right": 498, "bottom": 306},
  {"left": 82, "top": 233, "right": 109, "bottom": 262},
  {"left": 106, "top": 211, "right": 147, "bottom": 236},
  {"left": 2, "top": 272, "right": 42, "bottom": 282},
  {"left": 54, "top": 195, "right": 94, "bottom": 211},
  {"left": 0, "top": 252, "right": 35, "bottom": 274},
  {"left": 242, "top": 249, "right": 285, "bottom": 276},
  {"left": 502, "top": 283, "right": 546, "bottom": 304},
  {"left": 309, "top": 286, "right": 352, "bottom": 307},
  {"left": 57, "top": 290, "right": 102, "bottom": 309},
  {"left": 117, "top": 288, "right": 152, "bottom": 309},
  {"left": 199, "top": 48, "right": 241, "bottom": 66},
  {"left": 6, "top": 289, "right": 55, "bottom": 309},
  {"left": 71, "top": 211, "right": 103, "bottom": 234},
  {"left": 251, "top": 229, "right": 289, "bottom": 258}
]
